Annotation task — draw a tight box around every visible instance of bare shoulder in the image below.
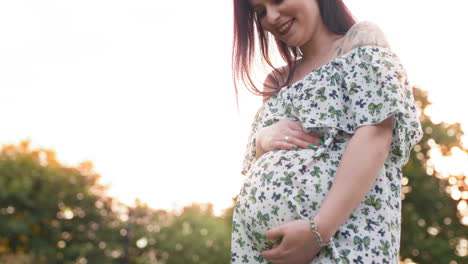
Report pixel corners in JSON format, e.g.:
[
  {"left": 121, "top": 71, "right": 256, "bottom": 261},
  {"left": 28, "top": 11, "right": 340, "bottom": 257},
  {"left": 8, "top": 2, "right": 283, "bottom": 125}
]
[
  {"left": 262, "top": 65, "right": 288, "bottom": 103},
  {"left": 338, "top": 21, "right": 390, "bottom": 55}
]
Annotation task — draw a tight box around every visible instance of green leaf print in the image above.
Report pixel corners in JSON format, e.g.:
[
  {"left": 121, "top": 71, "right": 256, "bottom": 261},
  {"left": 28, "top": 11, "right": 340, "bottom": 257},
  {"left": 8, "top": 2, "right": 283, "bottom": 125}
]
[
  {"left": 239, "top": 206, "right": 247, "bottom": 215},
  {"left": 253, "top": 255, "right": 265, "bottom": 262},
  {"left": 232, "top": 220, "right": 240, "bottom": 233},
  {"left": 293, "top": 82, "right": 304, "bottom": 90},
  {"left": 310, "top": 201, "right": 318, "bottom": 210},
  {"left": 326, "top": 72, "right": 341, "bottom": 86},
  {"left": 313, "top": 183, "right": 322, "bottom": 193},
  {"left": 293, "top": 104, "right": 303, "bottom": 113},
  {"left": 249, "top": 187, "right": 258, "bottom": 204},
  {"left": 349, "top": 82, "right": 360, "bottom": 95},
  {"left": 319, "top": 112, "right": 328, "bottom": 121},
  {"left": 316, "top": 152, "right": 331, "bottom": 163},
  {"left": 364, "top": 219, "right": 381, "bottom": 232},
  {"left": 257, "top": 211, "right": 270, "bottom": 227},
  {"left": 285, "top": 104, "right": 293, "bottom": 115},
  {"left": 287, "top": 200, "right": 297, "bottom": 211},
  {"left": 343, "top": 104, "right": 350, "bottom": 115},
  {"left": 358, "top": 61, "right": 369, "bottom": 70},
  {"left": 327, "top": 180, "right": 333, "bottom": 191},
  {"left": 309, "top": 166, "right": 322, "bottom": 178},
  {"left": 293, "top": 189, "right": 306, "bottom": 202},
  {"left": 353, "top": 235, "right": 371, "bottom": 251},
  {"left": 347, "top": 223, "right": 359, "bottom": 233},
  {"left": 265, "top": 120, "right": 274, "bottom": 126},
  {"left": 378, "top": 239, "right": 391, "bottom": 256},
  {"left": 236, "top": 237, "right": 246, "bottom": 247},
  {"left": 386, "top": 198, "right": 395, "bottom": 210},
  {"left": 315, "top": 87, "right": 327, "bottom": 102},
  {"left": 364, "top": 195, "right": 382, "bottom": 210},
  {"left": 410, "top": 120, "right": 421, "bottom": 129},
  {"left": 378, "top": 215, "right": 385, "bottom": 223},
  {"left": 272, "top": 205, "right": 279, "bottom": 216},
  {"left": 339, "top": 249, "right": 351, "bottom": 264},
  {"left": 280, "top": 171, "right": 295, "bottom": 186},
  {"left": 368, "top": 102, "right": 383, "bottom": 116},
  {"left": 304, "top": 88, "right": 315, "bottom": 100},
  {"left": 360, "top": 207, "right": 370, "bottom": 216},
  {"left": 261, "top": 162, "right": 271, "bottom": 171},
  {"left": 376, "top": 87, "right": 384, "bottom": 97},
  {"left": 328, "top": 106, "right": 342, "bottom": 120},
  {"left": 364, "top": 74, "right": 372, "bottom": 84},
  {"left": 250, "top": 217, "right": 258, "bottom": 229},
  {"left": 260, "top": 171, "right": 274, "bottom": 187},
  {"left": 388, "top": 83, "right": 399, "bottom": 94}
]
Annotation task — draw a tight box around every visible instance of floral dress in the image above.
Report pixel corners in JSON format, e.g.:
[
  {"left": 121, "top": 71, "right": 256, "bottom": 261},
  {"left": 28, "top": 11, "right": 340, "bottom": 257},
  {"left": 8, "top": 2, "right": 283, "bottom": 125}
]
[{"left": 230, "top": 45, "right": 424, "bottom": 264}]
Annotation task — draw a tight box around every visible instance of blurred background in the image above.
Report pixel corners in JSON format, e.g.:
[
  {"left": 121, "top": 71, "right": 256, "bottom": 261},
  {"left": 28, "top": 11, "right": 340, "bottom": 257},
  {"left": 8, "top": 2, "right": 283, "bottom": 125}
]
[{"left": 0, "top": 0, "right": 467, "bottom": 263}]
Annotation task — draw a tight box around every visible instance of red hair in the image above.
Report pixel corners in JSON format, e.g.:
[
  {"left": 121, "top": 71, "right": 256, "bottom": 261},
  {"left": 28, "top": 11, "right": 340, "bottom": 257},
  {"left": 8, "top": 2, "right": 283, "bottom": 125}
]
[{"left": 232, "top": 0, "right": 357, "bottom": 109}]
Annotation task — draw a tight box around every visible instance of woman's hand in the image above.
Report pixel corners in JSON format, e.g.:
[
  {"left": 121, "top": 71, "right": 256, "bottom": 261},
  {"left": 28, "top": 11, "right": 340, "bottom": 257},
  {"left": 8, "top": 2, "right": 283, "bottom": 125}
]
[
  {"left": 261, "top": 219, "right": 323, "bottom": 264},
  {"left": 255, "top": 119, "right": 321, "bottom": 159}
]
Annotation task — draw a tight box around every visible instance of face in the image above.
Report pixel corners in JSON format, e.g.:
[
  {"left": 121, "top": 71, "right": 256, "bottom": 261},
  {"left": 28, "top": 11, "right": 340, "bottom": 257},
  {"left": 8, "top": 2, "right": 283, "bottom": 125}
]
[{"left": 248, "top": 0, "right": 323, "bottom": 47}]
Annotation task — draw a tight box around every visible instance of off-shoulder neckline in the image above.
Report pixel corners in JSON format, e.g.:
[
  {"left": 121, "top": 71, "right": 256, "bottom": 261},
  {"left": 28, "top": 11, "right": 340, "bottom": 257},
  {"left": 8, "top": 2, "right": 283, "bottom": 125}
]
[{"left": 259, "top": 45, "right": 394, "bottom": 110}]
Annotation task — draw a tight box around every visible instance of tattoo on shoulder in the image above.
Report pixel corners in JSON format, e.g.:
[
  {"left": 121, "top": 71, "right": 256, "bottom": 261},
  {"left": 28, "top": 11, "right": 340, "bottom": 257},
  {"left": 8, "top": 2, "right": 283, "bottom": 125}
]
[{"left": 337, "top": 21, "right": 390, "bottom": 55}]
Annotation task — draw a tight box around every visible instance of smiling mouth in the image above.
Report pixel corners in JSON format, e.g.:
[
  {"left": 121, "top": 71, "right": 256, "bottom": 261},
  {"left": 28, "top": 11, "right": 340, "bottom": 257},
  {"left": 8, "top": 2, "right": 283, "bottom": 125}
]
[{"left": 277, "top": 18, "right": 295, "bottom": 35}]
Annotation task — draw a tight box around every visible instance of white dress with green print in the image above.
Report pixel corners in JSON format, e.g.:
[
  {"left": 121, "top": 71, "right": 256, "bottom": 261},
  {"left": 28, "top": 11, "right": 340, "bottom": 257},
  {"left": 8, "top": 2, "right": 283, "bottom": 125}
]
[{"left": 230, "top": 44, "right": 423, "bottom": 264}]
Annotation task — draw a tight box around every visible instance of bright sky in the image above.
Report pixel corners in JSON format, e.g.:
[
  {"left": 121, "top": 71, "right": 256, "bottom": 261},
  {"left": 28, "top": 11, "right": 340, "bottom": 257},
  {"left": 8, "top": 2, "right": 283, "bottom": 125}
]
[{"left": 1, "top": 0, "right": 467, "bottom": 216}]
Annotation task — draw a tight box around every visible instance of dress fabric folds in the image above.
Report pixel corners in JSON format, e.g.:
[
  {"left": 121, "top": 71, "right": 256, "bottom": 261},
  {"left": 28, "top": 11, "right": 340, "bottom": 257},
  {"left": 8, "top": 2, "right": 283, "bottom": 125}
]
[{"left": 232, "top": 45, "right": 423, "bottom": 264}]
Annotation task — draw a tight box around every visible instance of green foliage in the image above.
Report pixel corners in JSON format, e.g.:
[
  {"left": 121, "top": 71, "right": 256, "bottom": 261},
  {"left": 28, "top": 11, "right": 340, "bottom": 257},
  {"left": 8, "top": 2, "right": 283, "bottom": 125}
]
[
  {"left": 0, "top": 141, "right": 122, "bottom": 263},
  {"left": 0, "top": 142, "right": 233, "bottom": 263},
  {"left": 399, "top": 87, "right": 467, "bottom": 264},
  {"left": 123, "top": 202, "right": 231, "bottom": 264}
]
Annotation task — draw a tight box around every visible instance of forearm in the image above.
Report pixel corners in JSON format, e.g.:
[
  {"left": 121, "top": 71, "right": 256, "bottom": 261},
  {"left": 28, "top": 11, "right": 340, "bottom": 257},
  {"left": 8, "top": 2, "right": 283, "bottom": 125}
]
[{"left": 314, "top": 127, "right": 392, "bottom": 242}]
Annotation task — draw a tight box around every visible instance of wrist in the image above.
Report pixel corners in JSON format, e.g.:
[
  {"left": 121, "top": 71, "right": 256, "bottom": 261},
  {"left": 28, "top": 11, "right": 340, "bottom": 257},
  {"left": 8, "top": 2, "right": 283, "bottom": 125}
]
[{"left": 313, "top": 215, "right": 334, "bottom": 244}]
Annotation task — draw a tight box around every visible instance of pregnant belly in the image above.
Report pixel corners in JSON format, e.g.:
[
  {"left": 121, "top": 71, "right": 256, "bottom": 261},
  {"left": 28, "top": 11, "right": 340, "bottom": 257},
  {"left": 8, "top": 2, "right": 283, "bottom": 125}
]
[{"left": 235, "top": 148, "right": 336, "bottom": 251}]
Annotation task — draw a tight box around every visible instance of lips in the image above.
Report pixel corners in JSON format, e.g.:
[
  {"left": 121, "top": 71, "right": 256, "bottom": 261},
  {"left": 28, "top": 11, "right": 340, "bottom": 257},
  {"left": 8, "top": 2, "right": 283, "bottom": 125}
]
[{"left": 277, "top": 18, "right": 295, "bottom": 35}]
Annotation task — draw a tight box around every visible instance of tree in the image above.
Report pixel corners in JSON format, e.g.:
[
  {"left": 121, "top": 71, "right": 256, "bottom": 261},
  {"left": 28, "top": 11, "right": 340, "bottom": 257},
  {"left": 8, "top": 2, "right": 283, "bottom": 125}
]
[
  {"left": 123, "top": 201, "right": 232, "bottom": 264},
  {"left": 399, "top": 87, "right": 467, "bottom": 263},
  {"left": 0, "top": 140, "right": 122, "bottom": 264}
]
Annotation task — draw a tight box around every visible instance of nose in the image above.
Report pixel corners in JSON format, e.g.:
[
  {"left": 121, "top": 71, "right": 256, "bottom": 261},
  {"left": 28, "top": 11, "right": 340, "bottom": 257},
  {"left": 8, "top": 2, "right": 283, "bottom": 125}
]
[{"left": 265, "top": 6, "right": 280, "bottom": 25}]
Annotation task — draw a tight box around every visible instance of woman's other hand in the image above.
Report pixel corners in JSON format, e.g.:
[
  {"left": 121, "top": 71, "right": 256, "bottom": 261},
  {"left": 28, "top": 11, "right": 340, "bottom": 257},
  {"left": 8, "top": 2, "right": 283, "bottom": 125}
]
[
  {"left": 261, "top": 219, "right": 323, "bottom": 264},
  {"left": 255, "top": 119, "right": 321, "bottom": 159}
]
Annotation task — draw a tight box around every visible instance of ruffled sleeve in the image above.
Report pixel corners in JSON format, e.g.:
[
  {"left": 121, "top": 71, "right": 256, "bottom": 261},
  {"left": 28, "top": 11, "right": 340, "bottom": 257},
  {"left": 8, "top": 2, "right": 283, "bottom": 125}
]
[
  {"left": 340, "top": 45, "right": 423, "bottom": 167},
  {"left": 240, "top": 106, "right": 264, "bottom": 176}
]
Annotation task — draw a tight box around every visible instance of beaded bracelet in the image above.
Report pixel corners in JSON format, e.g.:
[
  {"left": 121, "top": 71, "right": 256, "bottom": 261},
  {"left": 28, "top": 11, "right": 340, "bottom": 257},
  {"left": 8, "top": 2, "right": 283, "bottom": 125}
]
[{"left": 309, "top": 218, "right": 330, "bottom": 247}]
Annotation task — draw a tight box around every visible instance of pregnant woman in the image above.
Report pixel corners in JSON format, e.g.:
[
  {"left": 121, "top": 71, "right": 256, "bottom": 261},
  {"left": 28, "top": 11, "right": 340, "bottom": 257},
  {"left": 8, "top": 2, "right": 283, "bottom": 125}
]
[{"left": 230, "top": 0, "right": 424, "bottom": 263}]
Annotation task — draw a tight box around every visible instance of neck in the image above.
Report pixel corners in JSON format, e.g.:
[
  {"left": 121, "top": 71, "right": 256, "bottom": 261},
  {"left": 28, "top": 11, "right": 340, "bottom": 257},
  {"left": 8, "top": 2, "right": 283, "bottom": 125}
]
[{"left": 298, "top": 22, "right": 343, "bottom": 64}]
